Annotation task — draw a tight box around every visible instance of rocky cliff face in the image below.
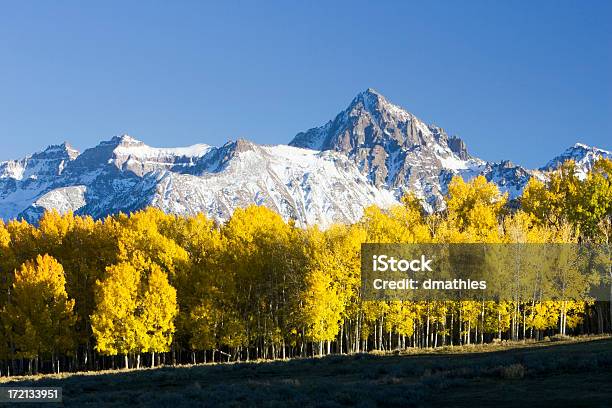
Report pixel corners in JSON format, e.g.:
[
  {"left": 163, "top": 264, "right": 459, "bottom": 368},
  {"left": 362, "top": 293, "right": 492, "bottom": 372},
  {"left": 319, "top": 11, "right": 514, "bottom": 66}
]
[{"left": 290, "top": 89, "right": 536, "bottom": 210}]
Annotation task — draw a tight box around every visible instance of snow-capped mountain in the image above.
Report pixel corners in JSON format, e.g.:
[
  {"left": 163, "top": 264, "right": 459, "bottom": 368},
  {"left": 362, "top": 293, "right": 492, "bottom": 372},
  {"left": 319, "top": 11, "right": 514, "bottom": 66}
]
[
  {"left": 290, "top": 88, "right": 535, "bottom": 210},
  {"left": 0, "top": 142, "right": 79, "bottom": 220},
  {"left": 2, "top": 135, "right": 397, "bottom": 227},
  {"left": 144, "top": 140, "right": 397, "bottom": 227},
  {"left": 541, "top": 143, "right": 611, "bottom": 178},
  {"left": 0, "top": 89, "right": 609, "bottom": 226}
]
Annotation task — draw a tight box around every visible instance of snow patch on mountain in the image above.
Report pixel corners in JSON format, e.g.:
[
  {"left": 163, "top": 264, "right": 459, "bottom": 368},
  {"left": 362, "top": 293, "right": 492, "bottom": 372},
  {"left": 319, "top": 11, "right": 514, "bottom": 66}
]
[
  {"left": 148, "top": 143, "right": 398, "bottom": 227},
  {"left": 290, "top": 88, "right": 494, "bottom": 211},
  {"left": 0, "top": 90, "right": 609, "bottom": 225},
  {"left": 541, "top": 143, "right": 611, "bottom": 178}
]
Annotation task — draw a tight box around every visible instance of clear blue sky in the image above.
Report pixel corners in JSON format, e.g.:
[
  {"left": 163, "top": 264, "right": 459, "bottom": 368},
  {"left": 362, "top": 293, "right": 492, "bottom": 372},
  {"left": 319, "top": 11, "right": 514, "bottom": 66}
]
[{"left": 0, "top": 1, "right": 610, "bottom": 168}]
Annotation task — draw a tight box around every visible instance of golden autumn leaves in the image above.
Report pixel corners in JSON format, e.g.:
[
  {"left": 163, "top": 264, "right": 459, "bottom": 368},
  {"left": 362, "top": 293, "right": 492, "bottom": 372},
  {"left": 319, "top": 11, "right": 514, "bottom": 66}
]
[
  {"left": 4, "top": 255, "right": 76, "bottom": 361},
  {"left": 0, "top": 156, "right": 609, "bottom": 374}
]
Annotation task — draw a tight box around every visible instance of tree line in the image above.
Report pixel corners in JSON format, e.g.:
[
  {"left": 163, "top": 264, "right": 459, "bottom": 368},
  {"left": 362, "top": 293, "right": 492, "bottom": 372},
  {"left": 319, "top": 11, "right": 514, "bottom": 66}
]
[{"left": 0, "top": 158, "right": 610, "bottom": 376}]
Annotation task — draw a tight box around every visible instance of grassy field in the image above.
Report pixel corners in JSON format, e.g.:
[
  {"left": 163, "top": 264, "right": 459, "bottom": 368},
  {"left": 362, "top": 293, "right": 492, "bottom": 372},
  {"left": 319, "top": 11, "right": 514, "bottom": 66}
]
[{"left": 1, "top": 336, "right": 611, "bottom": 407}]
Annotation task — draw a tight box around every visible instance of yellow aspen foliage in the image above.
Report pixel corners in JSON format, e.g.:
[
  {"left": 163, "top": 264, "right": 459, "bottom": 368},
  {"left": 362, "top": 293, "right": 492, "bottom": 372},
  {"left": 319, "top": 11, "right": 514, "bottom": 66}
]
[
  {"left": 318, "top": 224, "right": 366, "bottom": 326},
  {"left": 6, "top": 219, "right": 40, "bottom": 267},
  {"left": 502, "top": 211, "right": 552, "bottom": 243},
  {"left": 564, "top": 300, "right": 588, "bottom": 329},
  {"left": 5, "top": 254, "right": 76, "bottom": 359},
  {"left": 37, "top": 210, "right": 75, "bottom": 252},
  {"left": 446, "top": 175, "right": 507, "bottom": 241},
  {"left": 91, "top": 262, "right": 141, "bottom": 357},
  {"left": 301, "top": 266, "right": 344, "bottom": 344},
  {"left": 139, "top": 265, "right": 178, "bottom": 354},
  {"left": 0, "top": 221, "right": 10, "bottom": 359},
  {"left": 222, "top": 205, "right": 305, "bottom": 356},
  {"left": 483, "top": 301, "right": 512, "bottom": 336},
  {"left": 576, "top": 158, "right": 612, "bottom": 240},
  {"left": 117, "top": 208, "right": 190, "bottom": 279},
  {"left": 385, "top": 301, "right": 417, "bottom": 338},
  {"left": 0, "top": 220, "right": 12, "bottom": 300},
  {"left": 189, "top": 299, "right": 221, "bottom": 352},
  {"left": 0, "top": 220, "right": 9, "bottom": 248},
  {"left": 522, "top": 161, "right": 582, "bottom": 231},
  {"left": 362, "top": 200, "right": 430, "bottom": 244},
  {"left": 161, "top": 213, "right": 228, "bottom": 352},
  {"left": 525, "top": 301, "right": 561, "bottom": 331}
]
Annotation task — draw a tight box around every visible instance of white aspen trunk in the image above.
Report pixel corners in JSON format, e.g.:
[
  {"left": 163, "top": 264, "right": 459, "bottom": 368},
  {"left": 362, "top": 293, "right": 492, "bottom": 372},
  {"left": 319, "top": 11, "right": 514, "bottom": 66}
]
[
  {"left": 480, "top": 301, "right": 485, "bottom": 344},
  {"left": 459, "top": 307, "right": 463, "bottom": 345},
  {"left": 467, "top": 320, "right": 471, "bottom": 345},
  {"left": 522, "top": 305, "right": 526, "bottom": 340},
  {"left": 378, "top": 319, "right": 383, "bottom": 350},
  {"left": 426, "top": 307, "right": 430, "bottom": 348},
  {"left": 373, "top": 322, "right": 377, "bottom": 350},
  {"left": 339, "top": 323, "right": 343, "bottom": 354},
  {"left": 434, "top": 322, "right": 438, "bottom": 348},
  {"left": 450, "top": 311, "right": 454, "bottom": 346}
]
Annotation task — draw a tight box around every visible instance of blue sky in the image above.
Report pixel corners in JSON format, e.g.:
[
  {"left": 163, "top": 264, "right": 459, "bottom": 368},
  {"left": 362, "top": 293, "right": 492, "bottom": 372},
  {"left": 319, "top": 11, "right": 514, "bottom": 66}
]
[{"left": 0, "top": 1, "right": 610, "bottom": 168}]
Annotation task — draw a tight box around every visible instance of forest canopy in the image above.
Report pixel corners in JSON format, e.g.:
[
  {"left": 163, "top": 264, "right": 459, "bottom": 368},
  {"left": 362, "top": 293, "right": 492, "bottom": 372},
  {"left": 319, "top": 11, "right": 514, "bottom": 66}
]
[{"left": 0, "top": 158, "right": 610, "bottom": 376}]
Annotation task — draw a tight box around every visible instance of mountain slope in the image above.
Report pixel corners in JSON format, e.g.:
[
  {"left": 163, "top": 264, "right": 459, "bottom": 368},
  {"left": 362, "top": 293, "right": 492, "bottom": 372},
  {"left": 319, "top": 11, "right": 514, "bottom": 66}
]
[
  {"left": 146, "top": 141, "right": 397, "bottom": 227},
  {"left": 1, "top": 90, "right": 609, "bottom": 225},
  {"left": 290, "top": 89, "right": 533, "bottom": 210},
  {"left": 5, "top": 136, "right": 397, "bottom": 227},
  {"left": 0, "top": 142, "right": 79, "bottom": 220},
  {"left": 290, "top": 89, "right": 607, "bottom": 209},
  {"left": 541, "top": 143, "right": 611, "bottom": 177}
]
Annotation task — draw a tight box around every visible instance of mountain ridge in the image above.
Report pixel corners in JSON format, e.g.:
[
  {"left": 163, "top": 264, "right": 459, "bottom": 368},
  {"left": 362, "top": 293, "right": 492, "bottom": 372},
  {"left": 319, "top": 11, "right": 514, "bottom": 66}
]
[{"left": 1, "top": 89, "right": 610, "bottom": 226}]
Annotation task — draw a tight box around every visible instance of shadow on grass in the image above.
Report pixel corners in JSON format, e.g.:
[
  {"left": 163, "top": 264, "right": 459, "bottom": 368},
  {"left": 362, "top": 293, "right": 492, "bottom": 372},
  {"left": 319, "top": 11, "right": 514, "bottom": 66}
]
[{"left": 2, "top": 337, "right": 611, "bottom": 407}]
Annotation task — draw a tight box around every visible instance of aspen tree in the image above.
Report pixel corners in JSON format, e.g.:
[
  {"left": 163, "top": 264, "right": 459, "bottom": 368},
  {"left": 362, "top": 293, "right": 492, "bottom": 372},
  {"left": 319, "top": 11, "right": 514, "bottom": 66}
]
[
  {"left": 91, "top": 262, "right": 141, "bottom": 368},
  {"left": 140, "top": 264, "right": 177, "bottom": 367},
  {"left": 5, "top": 255, "right": 76, "bottom": 370}
]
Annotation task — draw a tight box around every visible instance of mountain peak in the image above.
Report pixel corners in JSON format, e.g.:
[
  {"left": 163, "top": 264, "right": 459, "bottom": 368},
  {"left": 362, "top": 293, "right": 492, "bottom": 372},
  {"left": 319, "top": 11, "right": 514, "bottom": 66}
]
[
  {"left": 357, "top": 87, "right": 384, "bottom": 99},
  {"left": 573, "top": 142, "right": 591, "bottom": 149},
  {"left": 35, "top": 142, "right": 80, "bottom": 160},
  {"left": 541, "top": 143, "right": 611, "bottom": 173},
  {"left": 352, "top": 88, "right": 390, "bottom": 111},
  {"left": 108, "top": 134, "right": 144, "bottom": 147},
  {"left": 570, "top": 142, "right": 610, "bottom": 155}
]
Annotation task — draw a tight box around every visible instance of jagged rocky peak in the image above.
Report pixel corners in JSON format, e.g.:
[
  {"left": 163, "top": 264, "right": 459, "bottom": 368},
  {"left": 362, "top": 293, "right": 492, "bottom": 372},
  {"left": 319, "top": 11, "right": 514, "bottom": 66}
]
[
  {"left": 66, "top": 134, "right": 212, "bottom": 177},
  {"left": 351, "top": 88, "right": 404, "bottom": 116},
  {"left": 290, "top": 88, "right": 468, "bottom": 155},
  {"left": 289, "top": 89, "right": 483, "bottom": 210},
  {"left": 187, "top": 138, "right": 258, "bottom": 175},
  {"left": 540, "top": 142, "right": 611, "bottom": 176},
  {"left": 0, "top": 141, "right": 80, "bottom": 181},
  {"left": 229, "top": 138, "right": 257, "bottom": 153},
  {"left": 291, "top": 88, "right": 434, "bottom": 153},
  {"left": 448, "top": 136, "right": 469, "bottom": 160},
  {"left": 35, "top": 141, "right": 80, "bottom": 160},
  {"left": 108, "top": 134, "right": 144, "bottom": 146}
]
